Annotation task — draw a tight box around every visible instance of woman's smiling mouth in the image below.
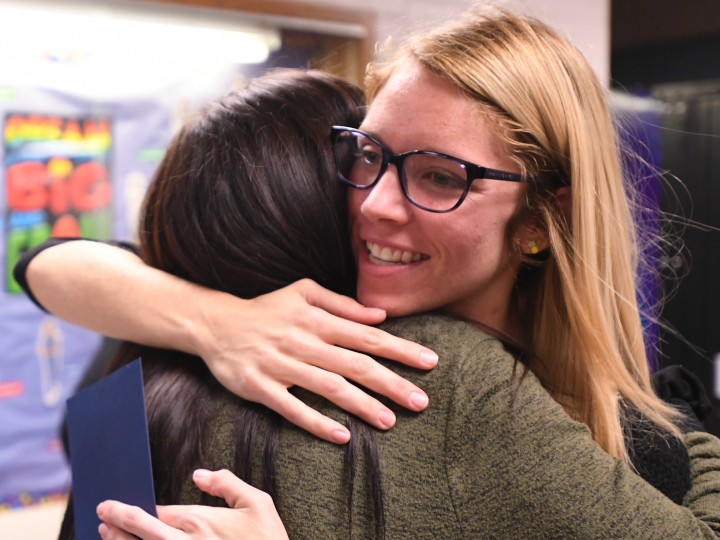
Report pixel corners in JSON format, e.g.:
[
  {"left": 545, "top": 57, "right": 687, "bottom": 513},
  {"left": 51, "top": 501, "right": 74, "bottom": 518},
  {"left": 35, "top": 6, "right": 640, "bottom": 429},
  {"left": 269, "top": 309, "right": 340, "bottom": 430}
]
[{"left": 365, "top": 241, "right": 428, "bottom": 266}]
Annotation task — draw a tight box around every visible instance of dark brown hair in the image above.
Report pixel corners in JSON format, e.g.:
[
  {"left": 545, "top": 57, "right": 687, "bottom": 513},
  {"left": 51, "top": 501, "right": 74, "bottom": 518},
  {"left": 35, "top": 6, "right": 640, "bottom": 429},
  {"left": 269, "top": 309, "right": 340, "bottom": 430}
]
[
  {"left": 139, "top": 69, "right": 360, "bottom": 299},
  {"left": 84, "top": 70, "right": 384, "bottom": 538}
]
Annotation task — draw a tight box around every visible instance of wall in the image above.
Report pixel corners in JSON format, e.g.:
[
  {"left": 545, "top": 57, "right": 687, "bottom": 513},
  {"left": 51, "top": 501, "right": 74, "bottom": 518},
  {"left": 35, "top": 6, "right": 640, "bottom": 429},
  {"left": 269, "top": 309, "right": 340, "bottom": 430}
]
[
  {"left": 278, "top": 0, "right": 611, "bottom": 83},
  {"left": 613, "top": 0, "right": 720, "bottom": 51}
]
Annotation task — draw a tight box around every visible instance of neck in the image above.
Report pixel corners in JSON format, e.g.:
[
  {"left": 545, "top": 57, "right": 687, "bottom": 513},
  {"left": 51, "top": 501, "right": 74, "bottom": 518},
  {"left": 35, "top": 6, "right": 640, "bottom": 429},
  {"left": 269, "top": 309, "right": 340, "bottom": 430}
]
[{"left": 442, "top": 275, "right": 531, "bottom": 357}]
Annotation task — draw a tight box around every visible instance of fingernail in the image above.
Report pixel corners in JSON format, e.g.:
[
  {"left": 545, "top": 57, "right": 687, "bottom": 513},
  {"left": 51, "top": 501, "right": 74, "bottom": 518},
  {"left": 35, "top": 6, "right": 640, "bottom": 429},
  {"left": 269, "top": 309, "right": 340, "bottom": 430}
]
[
  {"left": 193, "top": 469, "right": 210, "bottom": 481},
  {"left": 419, "top": 350, "right": 438, "bottom": 367},
  {"left": 96, "top": 502, "right": 107, "bottom": 518},
  {"left": 331, "top": 428, "right": 351, "bottom": 443},
  {"left": 410, "top": 391, "right": 429, "bottom": 410},
  {"left": 378, "top": 409, "right": 396, "bottom": 428}
]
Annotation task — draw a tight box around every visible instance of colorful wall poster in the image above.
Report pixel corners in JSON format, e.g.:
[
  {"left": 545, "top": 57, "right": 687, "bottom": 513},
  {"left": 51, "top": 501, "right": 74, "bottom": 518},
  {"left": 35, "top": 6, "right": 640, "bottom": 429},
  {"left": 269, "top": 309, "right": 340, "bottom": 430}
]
[
  {"left": 0, "top": 86, "right": 174, "bottom": 509},
  {"left": 5, "top": 113, "right": 113, "bottom": 293}
]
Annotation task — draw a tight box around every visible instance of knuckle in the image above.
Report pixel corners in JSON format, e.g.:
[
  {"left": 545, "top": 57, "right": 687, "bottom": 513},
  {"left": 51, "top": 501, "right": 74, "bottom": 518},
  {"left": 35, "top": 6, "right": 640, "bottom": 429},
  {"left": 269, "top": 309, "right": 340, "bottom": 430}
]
[
  {"left": 281, "top": 305, "right": 318, "bottom": 335},
  {"left": 215, "top": 469, "right": 233, "bottom": 483},
  {"left": 256, "top": 490, "right": 275, "bottom": 508},
  {"left": 288, "top": 324, "right": 308, "bottom": 341},
  {"left": 349, "top": 354, "right": 373, "bottom": 377},
  {"left": 307, "top": 415, "right": 330, "bottom": 437},
  {"left": 121, "top": 506, "right": 143, "bottom": 529},
  {"left": 239, "top": 369, "right": 266, "bottom": 395},
  {"left": 300, "top": 306, "right": 323, "bottom": 328},
  {"left": 363, "top": 327, "right": 383, "bottom": 347},
  {"left": 175, "top": 509, "right": 204, "bottom": 532},
  {"left": 319, "top": 373, "right": 346, "bottom": 396},
  {"left": 295, "top": 278, "right": 315, "bottom": 292},
  {"left": 254, "top": 388, "right": 284, "bottom": 412}
]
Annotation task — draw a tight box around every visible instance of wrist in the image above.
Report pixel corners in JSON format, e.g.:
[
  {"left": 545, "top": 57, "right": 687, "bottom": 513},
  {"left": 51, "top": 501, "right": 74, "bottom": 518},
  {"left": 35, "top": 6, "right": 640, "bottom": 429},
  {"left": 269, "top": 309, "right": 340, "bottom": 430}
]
[{"left": 185, "top": 286, "right": 244, "bottom": 363}]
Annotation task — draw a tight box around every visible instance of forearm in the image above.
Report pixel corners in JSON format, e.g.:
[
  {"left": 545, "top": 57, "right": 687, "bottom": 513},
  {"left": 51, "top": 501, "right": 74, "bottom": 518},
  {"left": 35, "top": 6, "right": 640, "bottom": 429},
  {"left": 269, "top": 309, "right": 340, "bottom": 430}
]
[
  {"left": 22, "top": 240, "right": 435, "bottom": 442},
  {"left": 24, "top": 240, "right": 220, "bottom": 357}
]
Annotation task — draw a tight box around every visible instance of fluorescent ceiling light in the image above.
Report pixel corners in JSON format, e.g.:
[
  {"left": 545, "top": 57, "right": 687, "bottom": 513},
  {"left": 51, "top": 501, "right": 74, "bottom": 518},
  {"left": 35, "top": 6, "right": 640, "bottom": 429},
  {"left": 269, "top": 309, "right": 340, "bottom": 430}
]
[{"left": 0, "top": 1, "right": 281, "bottom": 98}]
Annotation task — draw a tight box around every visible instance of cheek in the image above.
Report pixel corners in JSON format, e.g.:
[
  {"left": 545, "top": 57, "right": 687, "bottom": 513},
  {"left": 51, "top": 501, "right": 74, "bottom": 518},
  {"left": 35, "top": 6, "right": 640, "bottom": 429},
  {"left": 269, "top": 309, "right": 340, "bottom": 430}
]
[
  {"left": 457, "top": 193, "right": 523, "bottom": 243},
  {"left": 442, "top": 215, "right": 513, "bottom": 265},
  {"left": 347, "top": 189, "right": 366, "bottom": 222}
]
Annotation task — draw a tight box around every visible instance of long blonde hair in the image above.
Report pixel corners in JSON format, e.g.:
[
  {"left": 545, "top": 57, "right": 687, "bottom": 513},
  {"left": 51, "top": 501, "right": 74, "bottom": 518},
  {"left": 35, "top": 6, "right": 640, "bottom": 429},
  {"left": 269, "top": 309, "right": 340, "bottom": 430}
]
[{"left": 365, "top": 7, "right": 681, "bottom": 461}]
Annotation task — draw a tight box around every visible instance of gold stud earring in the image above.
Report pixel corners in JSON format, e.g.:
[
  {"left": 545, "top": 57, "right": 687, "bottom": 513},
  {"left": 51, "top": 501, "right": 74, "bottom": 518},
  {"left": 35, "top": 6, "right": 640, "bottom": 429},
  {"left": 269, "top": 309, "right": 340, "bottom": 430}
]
[{"left": 528, "top": 240, "right": 539, "bottom": 255}]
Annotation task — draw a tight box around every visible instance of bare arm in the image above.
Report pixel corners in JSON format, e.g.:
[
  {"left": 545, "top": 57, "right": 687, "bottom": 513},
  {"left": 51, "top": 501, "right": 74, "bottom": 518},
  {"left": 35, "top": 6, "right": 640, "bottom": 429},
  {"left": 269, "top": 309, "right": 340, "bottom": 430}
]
[
  {"left": 26, "top": 241, "right": 208, "bottom": 353},
  {"left": 23, "top": 240, "right": 437, "bottom": 442}
]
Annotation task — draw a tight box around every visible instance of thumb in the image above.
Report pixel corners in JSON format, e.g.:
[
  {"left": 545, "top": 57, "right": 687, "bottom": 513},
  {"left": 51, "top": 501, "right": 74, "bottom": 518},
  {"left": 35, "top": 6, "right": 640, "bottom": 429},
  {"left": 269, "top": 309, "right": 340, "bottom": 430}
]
[{"left": 192, "top": 469, "right": 268, "bottom": 509}]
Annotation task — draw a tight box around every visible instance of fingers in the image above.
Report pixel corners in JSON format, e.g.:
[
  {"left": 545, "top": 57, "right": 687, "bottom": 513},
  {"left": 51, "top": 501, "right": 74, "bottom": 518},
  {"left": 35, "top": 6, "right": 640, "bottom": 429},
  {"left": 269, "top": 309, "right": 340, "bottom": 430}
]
[
  {"left": 154, "top": 505, "right": 202, "bottom": 531},
  {"left": 249, "top": 358, "right": 416, "bottom": 436},
  {"left": 253, "top": 379, "right": 352, "bottom": 443},
  {"left": 329, "top": 321, "right": 438, "bottom": 371},
  {"left": 201, "top": 279, "right": 437, "bottom": 443},
  {"left": 97, "top": 501, "right": 177, "bottom": 540},
  {"left": 281, "top": 359, "right": 400, "bottom": 429},
  {"left": 297, "top": 280, "right": 439, "bottom": 370},
  {"left": 240, "top": 336, "right": 427, "bottom": 435},
  {"left": 296, "top": 341, "right": 430, "bottom": 415},
  {"left": 99, "top": 523, "right": 142, "bottom": 540},
  {"left": 296, "top": 279, "right": 387, "bottom": 324}
]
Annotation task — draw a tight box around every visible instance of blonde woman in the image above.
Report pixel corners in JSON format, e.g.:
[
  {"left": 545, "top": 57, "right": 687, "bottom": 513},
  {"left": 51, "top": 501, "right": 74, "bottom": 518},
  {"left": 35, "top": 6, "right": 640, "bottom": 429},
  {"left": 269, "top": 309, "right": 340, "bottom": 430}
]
[{"left": 18, "top": 7, "right": 720, "bottom": 539}]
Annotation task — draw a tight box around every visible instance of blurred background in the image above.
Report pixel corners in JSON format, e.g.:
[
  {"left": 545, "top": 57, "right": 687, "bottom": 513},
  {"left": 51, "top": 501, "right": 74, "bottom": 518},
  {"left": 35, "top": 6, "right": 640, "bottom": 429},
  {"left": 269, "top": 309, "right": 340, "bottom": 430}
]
[{"left": 0, "top": 0, "right": 718, "bottom": 537}]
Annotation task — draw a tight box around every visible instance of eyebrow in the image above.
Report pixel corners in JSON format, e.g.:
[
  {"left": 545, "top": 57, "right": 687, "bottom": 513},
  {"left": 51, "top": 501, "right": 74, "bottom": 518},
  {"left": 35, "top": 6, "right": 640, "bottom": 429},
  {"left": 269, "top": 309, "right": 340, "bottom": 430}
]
[{"left": 356, "top": 127, "right": 453, "bottom": 157}]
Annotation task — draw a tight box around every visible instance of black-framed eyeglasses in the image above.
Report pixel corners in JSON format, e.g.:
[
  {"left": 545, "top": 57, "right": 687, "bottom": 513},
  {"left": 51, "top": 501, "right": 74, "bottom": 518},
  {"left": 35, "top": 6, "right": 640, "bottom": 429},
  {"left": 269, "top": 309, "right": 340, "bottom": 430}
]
[{"left": 330, "top": 126, "right": 528, "bottom": 213}]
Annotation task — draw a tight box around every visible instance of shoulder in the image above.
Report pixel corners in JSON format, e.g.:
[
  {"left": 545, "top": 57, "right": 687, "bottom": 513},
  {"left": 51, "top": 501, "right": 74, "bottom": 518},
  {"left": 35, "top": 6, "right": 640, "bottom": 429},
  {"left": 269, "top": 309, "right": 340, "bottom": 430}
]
[
  {"left": 379, "top": 312, "right": 505, "bottom": 361},
  {"left": 380, "top": 315, "right": 582, "bottom": 437},
  {"left": 379, "top": 312, "right": 524, "bottom": 391}
]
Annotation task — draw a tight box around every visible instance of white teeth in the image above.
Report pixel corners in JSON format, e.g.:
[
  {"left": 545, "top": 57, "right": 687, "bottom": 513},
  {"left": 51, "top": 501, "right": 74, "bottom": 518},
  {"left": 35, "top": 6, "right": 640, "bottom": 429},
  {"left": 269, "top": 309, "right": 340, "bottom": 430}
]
[{"left": 366, "top": 241, "right": 426, "bottom": 265}]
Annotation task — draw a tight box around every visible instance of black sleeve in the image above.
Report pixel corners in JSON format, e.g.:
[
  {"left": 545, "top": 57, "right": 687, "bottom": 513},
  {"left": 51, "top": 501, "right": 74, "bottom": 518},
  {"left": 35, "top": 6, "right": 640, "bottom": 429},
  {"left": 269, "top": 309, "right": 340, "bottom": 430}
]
[
  {"left": 12, "top": 237, "right": 139, "bottom": 312},
  {"left": 623, "top": 364, "right": 715, "bottom": 505},
  {"left": 653, "top": 364, "right": 714, "bottom": 429}
]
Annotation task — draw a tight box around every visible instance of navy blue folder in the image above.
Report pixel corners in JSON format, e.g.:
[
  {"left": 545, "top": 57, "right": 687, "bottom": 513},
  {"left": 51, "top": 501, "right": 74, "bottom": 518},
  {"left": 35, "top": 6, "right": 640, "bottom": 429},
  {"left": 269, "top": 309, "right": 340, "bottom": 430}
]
[{"left": 66, "top": 358, "right": 157, "bottom": 539}]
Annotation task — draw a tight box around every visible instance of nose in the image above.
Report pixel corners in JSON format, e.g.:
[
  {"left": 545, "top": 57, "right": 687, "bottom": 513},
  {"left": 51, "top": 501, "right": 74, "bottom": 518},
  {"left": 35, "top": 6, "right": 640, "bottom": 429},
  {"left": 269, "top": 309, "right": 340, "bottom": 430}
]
[{"left": 357, "top": 166, "right": 412, "bottom": 223}]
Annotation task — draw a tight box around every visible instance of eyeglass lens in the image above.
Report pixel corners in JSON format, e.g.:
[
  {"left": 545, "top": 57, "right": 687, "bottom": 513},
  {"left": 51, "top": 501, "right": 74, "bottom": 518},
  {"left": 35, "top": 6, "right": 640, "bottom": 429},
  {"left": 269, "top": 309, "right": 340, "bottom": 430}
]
[{"left": 333, "top": 130, "right": 470, "bottom": 212}]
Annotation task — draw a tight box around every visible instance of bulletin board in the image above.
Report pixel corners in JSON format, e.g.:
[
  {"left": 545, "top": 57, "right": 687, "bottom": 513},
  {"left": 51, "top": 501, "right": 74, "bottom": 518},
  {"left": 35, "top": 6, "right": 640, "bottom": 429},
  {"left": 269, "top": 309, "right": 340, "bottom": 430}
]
[
  {"left": 0, "top": 87, "right": 174, "bottom": 508},
  {"left": 0, "top": 0, "right": 372, "bottom": 511}
]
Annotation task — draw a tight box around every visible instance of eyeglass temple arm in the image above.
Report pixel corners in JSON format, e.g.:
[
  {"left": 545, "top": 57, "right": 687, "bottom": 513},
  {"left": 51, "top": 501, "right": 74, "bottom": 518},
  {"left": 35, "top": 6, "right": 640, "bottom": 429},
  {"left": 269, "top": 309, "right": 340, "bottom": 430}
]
[{"left": 482, "top": 167, "right": 524, "bottom": 182}]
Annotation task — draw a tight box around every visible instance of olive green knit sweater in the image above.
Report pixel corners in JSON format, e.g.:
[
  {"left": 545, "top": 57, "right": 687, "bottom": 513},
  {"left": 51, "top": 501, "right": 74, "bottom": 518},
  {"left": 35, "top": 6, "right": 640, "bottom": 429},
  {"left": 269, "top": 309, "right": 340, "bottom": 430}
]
[{"left": 183, "top": 313, "right": 720, "bottom": 539}]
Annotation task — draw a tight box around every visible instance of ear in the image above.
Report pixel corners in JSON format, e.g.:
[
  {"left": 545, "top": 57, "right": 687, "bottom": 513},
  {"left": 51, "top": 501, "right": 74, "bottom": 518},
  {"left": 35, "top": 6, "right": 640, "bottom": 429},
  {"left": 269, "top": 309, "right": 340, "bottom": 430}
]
[
  {"left": 515, "top": 186, "right": 571, "bottom": 256},
  {"left": 516, "top": 227, "right": 549, "bottom": 256},
  {"left": 554, "top": 186, "right": 572, "bottom": 225}
]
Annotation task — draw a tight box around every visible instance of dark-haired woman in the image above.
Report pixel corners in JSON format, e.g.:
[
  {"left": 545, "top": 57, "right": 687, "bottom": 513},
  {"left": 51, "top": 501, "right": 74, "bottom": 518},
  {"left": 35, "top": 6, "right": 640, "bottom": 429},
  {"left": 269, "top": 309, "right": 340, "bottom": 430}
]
[{"left": 57, "top": 68, "right": 370, "bottom": 539}]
